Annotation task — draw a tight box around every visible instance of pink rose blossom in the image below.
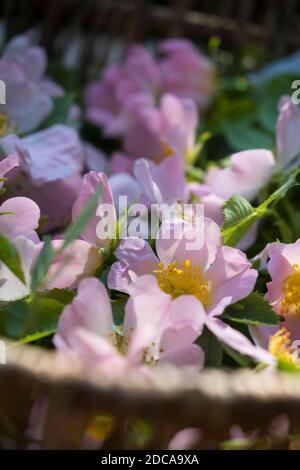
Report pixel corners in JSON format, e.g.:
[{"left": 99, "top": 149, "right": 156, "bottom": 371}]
[
  {"left": 159, "top": 39, "right": 216, "bottom": 110},
  {"left": 109, "top": 155, "right": 186, "bottom": 208},
  {"left": 0, "top": 237, "right": 101, "bottom": 302},
  {"left": 0, "top": 34, "right": 63, "bottom": 133},
  {"left": 188, "top": 150, "right": 275, "bottom": 250},
  {"left": 73, "top": 155, "right": 186, "bottom": 248},
  {"left": 85, "top": 41, "right": 213, "bottom": 166},
  {"left": 0, "top": 125, "right": 83, "bottom": 185},
  {"left": 54, "top": 277, "right": 204, "bottom": 373},
  {"left": 251, "top": 240, "right": 300, "bottom": 348},
  {"left": 0, "top": 126, "right": 84, "bottom": 230},
  {"left": 121, "top": 93, "right": 197, "bottom": 163},
  {"left": 0, "top": 154, "right": 19, "bottom": 188},
  {"left": 85, "top": 40, "right": 214, "bottom": 139},
  {"left": 72, "top": 171, "right": 117, "bottom": 249},
  {"left": 276, "top": 95, "right": 300, "bottom": 168},
  {"left": 189, "top": 149, "right": 275, "bottom": 226},
  {"left": 0, "top": 196, "right": 40, "bottom": 243},
  {"left": 108, "top": 218, "right": 274, "bottom": 365}
]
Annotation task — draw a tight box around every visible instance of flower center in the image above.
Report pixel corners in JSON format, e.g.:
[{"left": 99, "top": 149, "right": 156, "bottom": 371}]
[
  {"left": 154, "top": 259, "right": 211, "bottom": 308},
  {"left": 155, "top": 138, "right": 174, "bottom": 161},
  {"left": 161, "top": 139, "right": 174, "bottom": 158},
  {"left": 281, "top": 264, "right": 300, "bottom": 317},
  {"left": 0, "top": 113, "right": 9, "bottom": 137},
  {"left": 268, "top": 328, "right": 300, "bottom": 371}
]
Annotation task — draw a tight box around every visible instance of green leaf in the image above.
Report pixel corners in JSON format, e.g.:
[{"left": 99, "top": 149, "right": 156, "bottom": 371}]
[
  {"left": 197, "top": 327, "right": 223, "bottom": 367},
  {"left": 99, "top": 265, "right": 111, "bottom": 285},
  {"left": 221, "top": 292, "right": 280, "bottom": 326},
  {"left": 0, "top": 234, "right": 25, "bottom": 283},
  {"left": 257, "top": 94, "right": 278, "bottom": 134},
  {"left": 14, "top": 327, "right": 57, "bottom": 346},
  {"left": 222, "top": 120, "right": 274, "bottom": 151},
  {"left": 186, "top": 165, "right": 204, "bottom": 182},
  {"left": 0, "top": 296, "right": 63, "bottom": 340},
  {"left": 111, "top": 297, "right": 127, "bottom": 326},
  {"left": 221, "top": 343, "right": 253, "bottom": 367},
  {"left": 222, "top": 211, "right": 257, "bottom": 247},
  {"left": 223, "top": 195, "right": 254, "bottom": 229},
  {"left": 221, "top": 170, "right": 300, "bottom": 246},
  {"left": 0, "top": 299, "right": 28, "bottom": 339},
  {"left": 62, "top": 184, "right": 103, "bottom": 251},
  {"left": 30, "top": 236, "right": 54, "bottom": 290},
  {"left": 261, "top": 171, "right": 300, "bottom": 209},
  {"left": 220, "top": 437, "right": 257, "bottom": 450},
  {"left": 128, "top": 418, "right": 153, "bottom": 448},
  {"left": 41, "top": 288, "right": 75, "bottom": 305}
]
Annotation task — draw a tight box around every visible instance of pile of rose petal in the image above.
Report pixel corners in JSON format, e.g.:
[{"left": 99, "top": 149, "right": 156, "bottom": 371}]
[{"left": 1, "top": 32, "right": 300, "bottom": 380}]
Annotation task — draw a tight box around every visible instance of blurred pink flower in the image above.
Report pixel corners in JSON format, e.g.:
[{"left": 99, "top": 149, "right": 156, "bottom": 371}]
[
  {"left": 0, "top": 125, "right": 84, "bottom": 230},
  {"left": 121, "top": 93, "right": 197, "bottom": 163},
  {"left": 0, "top": 153, "right": 42, "bottom": 244},
  {"left": 85, "top": 45, "right": 160, "bottom": 136},
  {"left": 85, "top": 40, "right": 214, "bottom": 137},
  {"left": 110, "top": 155, "right": 186, "bottom": 206},
  {"left": 73, "top": 155, "right": 186, "bottom": 248},
  {"left": 159, "top": 39, "right": 216, "bottom": 110},
  {"left": 0, "top": 125, "right": 83, "bottom": 185},
  {"left": 0, "top": 196, "right": 40, "bottom": 243},
  {"left": 189, "top": 149, "right": 275, "bottom": 226},
  {"left": 82, "top": 141, "right": 108, "bottom": 173},
  {"left": 0, "top": 236, "right": 100, "bottom": 302},
  {"left": 23, "top": 174, "right": 83, "bottom": 232},
  {"left": 252, "top": 239, "right": 300, "bottom": 346},
  {"left": 189, "top": 95, "right": 300, "bottom": 232},
  {"left": 72, "top": 171, "right": 117, "bottom": 250},
  {"left": 85, "top": 40, "right": 213, "bottom": 165},
  {"left": 110, "top": 151, "right": 136, "bottom": 175},
  {"left": 0, "top": 34, "right": 63, "bottom": 134},
  {"left": 188, "top": 150, "right": 275, "bottom": 250},
  {"left": 276, "top": 95, "right": 300, "bottom": 168},
  {"left": 0, "top": 154, "right": 41, "bottom": 243},
  {"left": 168, "top": 428, "right": 202, "bottom": 450},
  {"left": 205, "top": 150, "right": 275, "bottom": 201},
  {"left": 54, "top": 276, "right": 204, "bottom": 373},
  {"left": 0, "top": 154, "right": 19, "bottom": 188}
]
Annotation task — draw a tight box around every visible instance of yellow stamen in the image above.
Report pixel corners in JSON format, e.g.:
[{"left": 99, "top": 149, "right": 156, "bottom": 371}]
[
  {"left": 269, "top": 328, "right": 300, "bottom": 370},
  {"left": 161, "top": 139, "right": 174, "bottom": 159},
  {"left": 85, "top": 415, "right": 114, "bottom": 441},
  {"left": 281, "top": 264, "right": 300, "bottom": 317},
  {"left": 0, "top": 113, "right": 9, "bottom": 137},
  {"left": 155, "top": 139, "right": 182, "bottom": 162},
  {"left": 154, "top": 259, "right": 211, "bottom": 308}
]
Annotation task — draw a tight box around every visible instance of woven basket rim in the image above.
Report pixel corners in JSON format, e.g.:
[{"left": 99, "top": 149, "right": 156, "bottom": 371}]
[
  {"left": 3, "top": 340, "right": 300, "bottom": 400},
  {"left": 3, "top": 341, "right": 300, "bottom": 442}
]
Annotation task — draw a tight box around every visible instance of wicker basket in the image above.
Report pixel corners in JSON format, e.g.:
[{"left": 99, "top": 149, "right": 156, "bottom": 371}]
[
  {"left": 1, "top": 0, "right": 300, "bottom": 450},
  {"left": 2, "top": 0, "right": 300, "bottom": 81},
  {"left": 0, "top": 342, "right": 300, "bottom": 449}
]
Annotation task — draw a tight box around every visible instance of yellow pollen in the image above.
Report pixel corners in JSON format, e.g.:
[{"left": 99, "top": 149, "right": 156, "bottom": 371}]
[
  {"left": 154, "top": 139, "right": 174, "bottom": 162},
  {"left": 281, "top": 264, "right": 300, "bottom": 317},
  {"left": 0, "top": 113, "right": 8, "bottom": 137},
  {"left": 161, "top": 139, "right": 174, "bottom": 158},
  {"left": 154, "top": 259, "right": 211, "bottom": 308},
  {"left": 269, "top": 328, "right": 300, "bottom": 370},
  {"left": 85, "top": 415, "right": 113, "bottom": 441}
]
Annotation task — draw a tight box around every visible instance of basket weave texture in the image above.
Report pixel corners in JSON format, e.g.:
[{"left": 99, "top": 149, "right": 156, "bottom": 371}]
[
  {"left": 1, "top": 343, "right": 300, "bottom": 449},
  {"left": 1, "top": 0, "right": 300, "bottom": 450}
]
